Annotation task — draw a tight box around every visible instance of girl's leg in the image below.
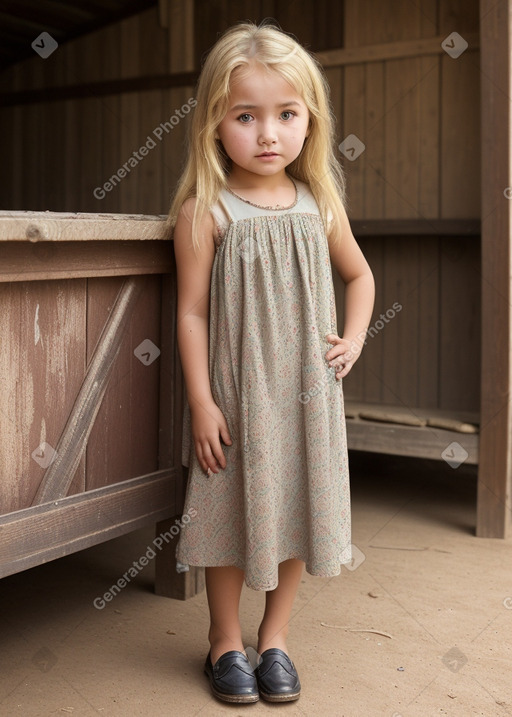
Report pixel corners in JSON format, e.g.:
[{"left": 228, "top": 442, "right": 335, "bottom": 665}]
[
  {"left": 257, "top": 558, "right": 304, "bottom": 655},
  {"left": 206, "top": 566, "right": 245, "bottom": 665}
]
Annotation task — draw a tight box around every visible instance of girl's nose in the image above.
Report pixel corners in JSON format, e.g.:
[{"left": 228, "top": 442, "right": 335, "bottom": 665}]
[{"left": 258, "top": 123, "right": 277, "bottom": 145}]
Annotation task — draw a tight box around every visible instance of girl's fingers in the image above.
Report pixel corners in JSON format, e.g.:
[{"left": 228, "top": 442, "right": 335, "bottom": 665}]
[{"left": 197, "top": 436, "right": 228, "bottom": 475}]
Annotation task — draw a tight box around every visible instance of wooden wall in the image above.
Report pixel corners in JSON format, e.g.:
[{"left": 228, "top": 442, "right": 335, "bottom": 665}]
[{"left": 0, "top": 0, "right": 481, "bottom": 416}]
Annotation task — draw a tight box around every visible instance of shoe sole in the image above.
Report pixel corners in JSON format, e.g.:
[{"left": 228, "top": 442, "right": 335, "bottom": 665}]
[
  {"left": 204, "top": 668, "right": 259, "bottom": 703},
  {"left": 259, "top": 689, "right": 301, "bottom": 702}
]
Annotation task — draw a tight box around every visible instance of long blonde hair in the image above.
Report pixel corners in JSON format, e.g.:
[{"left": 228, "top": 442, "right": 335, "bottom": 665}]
[{"left": 168, "top": 21, "right": 346, "bottom": 249}]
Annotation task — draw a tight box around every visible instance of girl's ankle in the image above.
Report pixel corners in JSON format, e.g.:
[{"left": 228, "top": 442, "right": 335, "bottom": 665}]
[
  {"left": 256, "top": 627, "right": 289, "bottom": 656},
  {"left": 208, "top": 626, "right": 245, "bottom": 665}
]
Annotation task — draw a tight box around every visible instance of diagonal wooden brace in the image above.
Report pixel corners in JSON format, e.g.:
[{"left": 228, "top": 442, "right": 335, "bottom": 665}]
[{"left": 33, "top": 276, "right": 146, "bottom": 505}]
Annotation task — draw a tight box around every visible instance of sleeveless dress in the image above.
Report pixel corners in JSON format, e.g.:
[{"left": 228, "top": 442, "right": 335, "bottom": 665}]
[{"left": 176, "top": 178, "right": 351, "bottom": 591}]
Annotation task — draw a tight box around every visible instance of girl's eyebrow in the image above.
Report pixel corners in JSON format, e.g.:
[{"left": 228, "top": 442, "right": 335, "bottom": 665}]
[{"left": 229, "top": 101, "right": 302, "bottom": 111}]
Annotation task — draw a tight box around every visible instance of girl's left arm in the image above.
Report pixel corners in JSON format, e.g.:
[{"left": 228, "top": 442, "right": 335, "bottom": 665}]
[{"left": 326, "top": 205, "right": 375, "bottom": 379}]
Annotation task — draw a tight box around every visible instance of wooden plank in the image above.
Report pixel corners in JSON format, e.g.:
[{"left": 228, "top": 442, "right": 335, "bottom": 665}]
[
  {"left": 64, "top": 98, "right": 80, "bottom": 212},
  {"left": 351, "top": 219, "right": 480, "bottom": 235},
  {"left": 0, "top": 72, "right": 201, "bottom": 108},
  {"left": 0, "top": 469, "right": 177, "bottom": 578},
  {"left": 345, "top": 400, "right": 479, "bottom": 425},
  {"left": 380, "top": 236, "right": 420, "bottom": 405},
  {"left": 342, "top": 63, "right": 366, "bottom": 217},
  {"left": 0, "top": 241, "right": 172, "bottom": 283},
  {"left": 417, "top": 238, "right": 440, "bottom": 408},
  {"left": 42, "top": 100, "right": 67, "bottom": 211},
  {"left": 0, "top": 283, "right": 23, "bottom": 513},
  {"left": 477, "top": 0, "right": 512, "bottom": 538},
  {"left": 440, "top": 50, "right": 480, "bottom": 217},
  {"left": 84, "top": 277, "right": 160, "bottom": 492},
  {"left": 80, "top": 35, "right": 103, "bottom": 214},
  {"left": 100, "top": 22, "right": 121, "bottom": 215},
  {"left": 0, "top": 212, "right": 167, "bottom": 241},
  {"left": 384, "top": 56, "right": 427, "bottom": 218},
  {"left": 439, "top": 238, "right": 480, "bottom": 411},
  {"left": 168, "top": 0, "right": 194, "bottom": 73},
  {"left": 418, "top": 55, "right": 440, "bottom": 218},
  {"left": 119, "top": 13, "right": 141, "bottom": 215},
  {"left": 346, "top": 417, "right": 478, "bottom": 464},
  {"left": 316, "top": 32, "right": 479, "bottom": 67},
  {"left": 0, "top": 280, "right": 87, "bottom": 514},
  {"left": 439, "top": 0, "right": 479, "bottom": 34},
  {"left": 138, "top": 8, "right": 167, "bottom": 214},
  {"left": 364, "top": 61, "right": 386, "bottom": 219},
  {"left": 21, "top": 103, "right": 42, "bottom": 210},
  {"left": 126, "top": 276, "right": 162, "bottom": 480},
  {"left": 34, "top": 278, "right": 146, "bottom": 504}
]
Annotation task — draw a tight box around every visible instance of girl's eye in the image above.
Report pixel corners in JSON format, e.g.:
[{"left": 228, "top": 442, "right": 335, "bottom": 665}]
[
  {"left": 238, "top": 113, "right": 253, "bottom": 123},
  {"left": 280, "top": 110, "right": 295, "bottom": 121}
]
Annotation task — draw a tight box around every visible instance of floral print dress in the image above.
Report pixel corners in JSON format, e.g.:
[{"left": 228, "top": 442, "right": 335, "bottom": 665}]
[{"left": 176, "top": 179, "right": 351, "bottom": 591}]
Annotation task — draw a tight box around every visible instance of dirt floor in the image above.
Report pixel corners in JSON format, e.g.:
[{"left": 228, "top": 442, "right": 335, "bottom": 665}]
[{"left": 1, "top": 452, "right": 511, "bottom": 717}]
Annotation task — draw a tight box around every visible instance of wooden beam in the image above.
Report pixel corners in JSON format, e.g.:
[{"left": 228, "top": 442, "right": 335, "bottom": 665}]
[
  {"left": 477, "top": 0, "right": 512, "bottom": 538},
  {"left": 0, "top": 241, "right": 172, "bottom": 282},
  {"left": 0, "top": 211, "right": 167, "bottom": 241},
  {"left": 351, "top": 218, "right": 480, "bottom": 237},
  {"left": 346, "top": 418, "right": 479, "bottom": 465},
  {"left": 0, "top": 71, "right": 199, "bottom": 108},
  {"left": 0, "top": 469, "right": 178, "bottom": 578},
  {"left": 316, "top": 32, "right": 479, "bottom": 67}
]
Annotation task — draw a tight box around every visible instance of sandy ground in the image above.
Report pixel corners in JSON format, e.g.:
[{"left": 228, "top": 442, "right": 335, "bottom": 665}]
[{"left": 1, "top": 452, "right": 511, "bottom": 717}]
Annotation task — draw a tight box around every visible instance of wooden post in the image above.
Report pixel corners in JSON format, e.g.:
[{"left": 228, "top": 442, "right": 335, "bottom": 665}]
[
  {"left": 477, "top": 0, "right": 512, "bottom": 537},
  {"left": 154, "top": 0, "right": 204, "bottom": 598},
  {"left": 155, "top": 255, "right": 204, "bottom": 599}
]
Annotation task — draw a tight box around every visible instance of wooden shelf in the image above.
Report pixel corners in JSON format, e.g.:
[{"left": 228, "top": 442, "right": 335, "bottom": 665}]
[
  {"left": 350, "top": 219, "right": 480, "bottom": 237},
  {"left": 345, "top": 402, "right": 479, "bottom": 465}
]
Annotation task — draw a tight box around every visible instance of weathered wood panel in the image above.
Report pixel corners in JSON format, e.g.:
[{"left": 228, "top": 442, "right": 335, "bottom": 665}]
[
  {"left": 339, "top": 235, "right": 480, "bottom": 414},
  {"left": 477, "top": 0, "right": 512, "bottom": 538},
  {"left": 85, "top": 277, "right": 161, "bottom": 492},
  {"left": 0, "top": 279, "right": 87, "bottom": 513},
  {"left": 0, "top": 470, "right": 177, "bottom": 578}
]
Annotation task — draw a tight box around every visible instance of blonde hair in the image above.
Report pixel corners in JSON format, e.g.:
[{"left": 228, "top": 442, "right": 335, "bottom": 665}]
[{"left": 168, "top": 21, "right": 346, "bottom": 249}]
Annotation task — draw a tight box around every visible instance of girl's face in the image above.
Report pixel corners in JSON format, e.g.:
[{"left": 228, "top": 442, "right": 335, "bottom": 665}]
[{"left": 216, "top": 62, "right": 310, "bottom": 184}]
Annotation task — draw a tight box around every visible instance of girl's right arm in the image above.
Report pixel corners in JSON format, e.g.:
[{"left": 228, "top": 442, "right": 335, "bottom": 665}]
[{"left": 173, "top": 198, "right": 232, "bottom": 475}]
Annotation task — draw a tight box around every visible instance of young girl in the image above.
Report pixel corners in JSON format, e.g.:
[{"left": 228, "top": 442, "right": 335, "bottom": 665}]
[{"left": 170, "top": 21, "right": 375, "bottom": 704}]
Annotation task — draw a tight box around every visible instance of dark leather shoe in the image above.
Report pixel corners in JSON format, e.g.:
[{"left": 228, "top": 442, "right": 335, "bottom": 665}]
[
  {"left": 204, "top": 650, "right": 259, "bottom": 703},
  {"left": 255, "top": 648, "right": 301, "bottom": 702}
]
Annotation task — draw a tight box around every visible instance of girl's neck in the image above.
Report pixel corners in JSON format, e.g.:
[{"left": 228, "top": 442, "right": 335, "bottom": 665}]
[{"left": 227, "top": 169, "right": 296, "bottom": 206}]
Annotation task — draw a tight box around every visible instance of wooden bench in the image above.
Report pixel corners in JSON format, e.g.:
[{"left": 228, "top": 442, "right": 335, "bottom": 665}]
[{"left": 345, "top": 402, "right": 478, "bottom": 465}]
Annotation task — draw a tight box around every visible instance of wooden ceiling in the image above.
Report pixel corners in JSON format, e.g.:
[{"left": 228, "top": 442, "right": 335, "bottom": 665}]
[{"left": 0, "top": 0, "right": 156, "bottom": 72}]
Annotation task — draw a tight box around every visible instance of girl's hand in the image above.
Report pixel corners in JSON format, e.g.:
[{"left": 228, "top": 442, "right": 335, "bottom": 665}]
[
  {"left": 325, "top": 333, "right": 359, "bottom": 379},
  {"left": 190, "top": 399, "right": 232, "bottom": 475}
]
